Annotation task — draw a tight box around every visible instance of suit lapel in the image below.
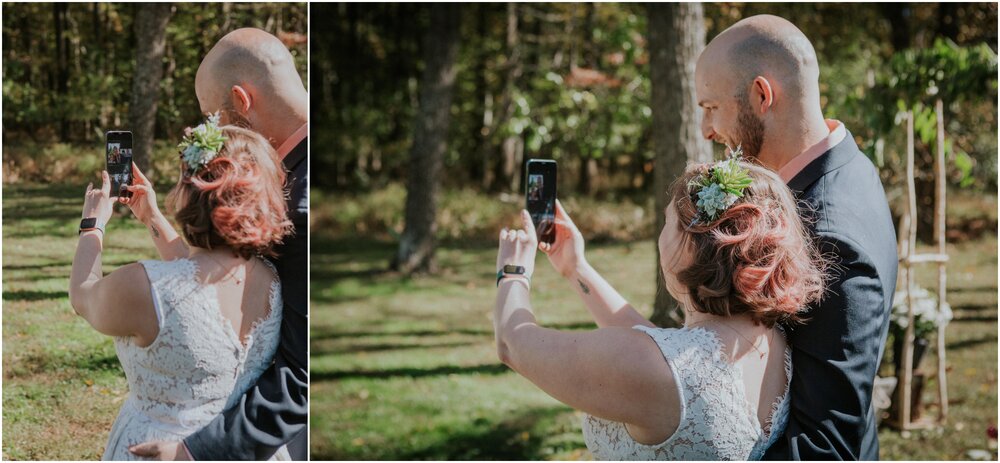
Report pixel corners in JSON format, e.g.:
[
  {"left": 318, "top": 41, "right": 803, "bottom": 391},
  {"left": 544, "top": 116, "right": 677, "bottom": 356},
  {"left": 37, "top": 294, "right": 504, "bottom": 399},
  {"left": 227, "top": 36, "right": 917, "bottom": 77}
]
[
  {"left": 787, "top": 131, "right": 861, "bottom": 195},
  {"left": 283, "top": 138, "right": 308, "bottom": 173}
]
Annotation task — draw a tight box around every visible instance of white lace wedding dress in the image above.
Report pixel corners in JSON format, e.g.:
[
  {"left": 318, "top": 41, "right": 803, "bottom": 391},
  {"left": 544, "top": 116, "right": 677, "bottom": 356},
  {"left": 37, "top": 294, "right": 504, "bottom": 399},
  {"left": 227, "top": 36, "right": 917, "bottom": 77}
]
[
  {"left": 582, "top": 325, "right": 792, "bottom": 460},
  {"left": 101, "top": 258, "right": 288, "bottom": 460}
]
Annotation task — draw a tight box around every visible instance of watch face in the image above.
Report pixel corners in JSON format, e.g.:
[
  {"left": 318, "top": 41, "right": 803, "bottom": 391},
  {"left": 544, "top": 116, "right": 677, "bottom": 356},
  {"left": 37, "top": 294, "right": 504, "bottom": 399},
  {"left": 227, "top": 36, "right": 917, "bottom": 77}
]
[
  {"left": 80, "top": 218, "right": 98, "bottom": 229},
  {"left": 503, "top": 265, "right": 525, "bottom": 275}
]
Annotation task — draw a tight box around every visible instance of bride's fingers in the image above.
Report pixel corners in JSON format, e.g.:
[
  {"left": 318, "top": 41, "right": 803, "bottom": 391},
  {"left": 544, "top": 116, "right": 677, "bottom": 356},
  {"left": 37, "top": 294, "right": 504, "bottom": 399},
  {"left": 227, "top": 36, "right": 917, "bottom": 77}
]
[
  {"left": 132, "top": 163, "right": 151, "bottom": 185},
  {"left": 516, "top": 229, "right": 528, "bottom": 243},
  {"left": 128, "top": 442, "right": 158, "bottom": 457}
]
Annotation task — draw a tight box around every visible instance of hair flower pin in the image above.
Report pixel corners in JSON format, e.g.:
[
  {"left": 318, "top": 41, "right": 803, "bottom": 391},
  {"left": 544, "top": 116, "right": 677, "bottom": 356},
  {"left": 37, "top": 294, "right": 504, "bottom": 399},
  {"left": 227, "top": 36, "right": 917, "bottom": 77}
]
[
  {"left": 688, "top": 146, "right": 753, "bottom": 223},
  {"left": 178, "top": 112, "right": 227, "bottom": 175}
]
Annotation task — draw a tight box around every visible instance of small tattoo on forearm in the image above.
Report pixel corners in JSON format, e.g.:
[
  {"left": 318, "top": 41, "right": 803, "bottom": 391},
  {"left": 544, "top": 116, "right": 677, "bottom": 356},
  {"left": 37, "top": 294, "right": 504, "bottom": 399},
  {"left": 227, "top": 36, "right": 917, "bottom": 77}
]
[
  {"left": 577, "top": 279, "right": 591, "bottom": 295},
  {"left": 151, "top": 226, "right": 160, "bottom": 238}
]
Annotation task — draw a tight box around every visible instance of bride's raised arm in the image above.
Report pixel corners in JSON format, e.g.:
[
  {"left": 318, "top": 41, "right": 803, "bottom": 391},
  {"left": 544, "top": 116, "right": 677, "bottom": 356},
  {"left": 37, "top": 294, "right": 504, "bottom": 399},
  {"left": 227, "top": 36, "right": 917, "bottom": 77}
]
[
  {"left": 541, "top": 200, "right": 653, "bottom": 329},
  {"left": 493, "top": 214, "right": 676, "bottom": 438},
  {"left": 69, "top": 171, "right": 159, "bottom": 345},
  {"left": 120, "top": 163, "right": 189, "bottom": 261}
]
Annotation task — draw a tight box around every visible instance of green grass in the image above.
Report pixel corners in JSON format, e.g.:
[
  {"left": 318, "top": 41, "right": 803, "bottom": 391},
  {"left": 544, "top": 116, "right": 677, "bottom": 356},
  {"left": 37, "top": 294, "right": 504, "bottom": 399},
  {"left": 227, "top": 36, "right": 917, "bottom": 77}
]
[
  {"left": 2, "top": 183, "right": 164, "bottom": 460},
  {"left": 311, "top": 212, "right": 997, "bottom": 460}
]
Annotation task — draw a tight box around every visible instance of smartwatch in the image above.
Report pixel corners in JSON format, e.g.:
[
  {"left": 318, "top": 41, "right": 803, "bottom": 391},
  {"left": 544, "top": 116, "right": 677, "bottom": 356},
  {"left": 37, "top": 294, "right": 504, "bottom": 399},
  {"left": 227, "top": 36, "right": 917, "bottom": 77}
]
[
  {"left": 79, "top": 217, "right": 104, "bottom": 235},
  {"left": 496, "top": 264, "right": 529, "bottom": 287}
]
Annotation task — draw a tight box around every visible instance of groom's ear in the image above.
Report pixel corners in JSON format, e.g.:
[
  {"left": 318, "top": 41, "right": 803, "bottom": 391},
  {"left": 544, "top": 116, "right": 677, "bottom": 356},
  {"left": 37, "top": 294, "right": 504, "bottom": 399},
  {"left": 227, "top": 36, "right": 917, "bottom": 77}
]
[
  {"left": 230, "top": 85, "right": 253, "bottom": 114},
  {"left": 752, "top": 76, "right": 774, "bottom": 115}
]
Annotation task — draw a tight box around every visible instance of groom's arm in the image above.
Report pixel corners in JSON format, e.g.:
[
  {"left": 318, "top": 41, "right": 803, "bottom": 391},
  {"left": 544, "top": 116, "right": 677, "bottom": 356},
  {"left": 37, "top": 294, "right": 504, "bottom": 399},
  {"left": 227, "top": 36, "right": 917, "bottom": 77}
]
[{"left": 765, "top": 232, "right": 889, "bottom": 460}]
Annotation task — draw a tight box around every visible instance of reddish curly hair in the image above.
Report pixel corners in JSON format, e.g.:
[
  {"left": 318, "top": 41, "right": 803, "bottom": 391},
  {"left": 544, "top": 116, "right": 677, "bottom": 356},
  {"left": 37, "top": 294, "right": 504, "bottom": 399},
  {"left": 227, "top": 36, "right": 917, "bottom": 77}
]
[
  {"left": 668, "top": 161, "right": 828, "bottom": 327},
  {"left": 166, "top": 125, "right": 291, "bottom": 260}
]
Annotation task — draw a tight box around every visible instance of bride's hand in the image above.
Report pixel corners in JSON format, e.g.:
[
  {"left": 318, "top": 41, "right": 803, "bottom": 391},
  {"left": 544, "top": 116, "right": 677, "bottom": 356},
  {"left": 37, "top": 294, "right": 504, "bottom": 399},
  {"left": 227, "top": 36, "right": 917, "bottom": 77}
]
[
  {"left": 497, "top": 210, "right": 538, "bottom": 280},
  {"left": 539, "top": 200, "right": 587, "bottom": 278},
  {"left": 119, "top": 163, "right": 161, "bottom": 225},
  {"left": 82, "top": 171, "right": 115, "bottom": 226}
]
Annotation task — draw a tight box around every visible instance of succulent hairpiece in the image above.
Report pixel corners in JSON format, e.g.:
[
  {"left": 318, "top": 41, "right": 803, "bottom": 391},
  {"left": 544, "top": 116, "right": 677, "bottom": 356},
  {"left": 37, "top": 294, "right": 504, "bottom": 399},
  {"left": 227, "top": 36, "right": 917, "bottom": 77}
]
[
  {"left": 178, "top": 112, "right": 227, "bottom": 175},
  {"left": 687, "top": 146, "right": 753, "bottom": 223}
]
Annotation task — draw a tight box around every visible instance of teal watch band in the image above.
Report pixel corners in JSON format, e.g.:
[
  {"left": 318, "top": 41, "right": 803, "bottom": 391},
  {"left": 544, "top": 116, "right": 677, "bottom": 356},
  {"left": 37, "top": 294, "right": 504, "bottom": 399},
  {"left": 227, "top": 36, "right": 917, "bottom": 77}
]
[{"left": 496, "top": 265, "right": 529, "bottom": 287}]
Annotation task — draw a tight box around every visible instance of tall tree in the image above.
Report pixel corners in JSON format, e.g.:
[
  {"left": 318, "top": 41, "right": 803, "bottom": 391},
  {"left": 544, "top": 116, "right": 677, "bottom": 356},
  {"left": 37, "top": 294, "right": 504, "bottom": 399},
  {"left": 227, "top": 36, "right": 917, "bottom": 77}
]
[
  {"left": 128, "top": 3, "right": 172, "bottom": 171},
  {"left": 647, "top": 3, "right": 712, "bottom": 327},
  {"left": 53, "top": 3, "right": 69, "bottom": 140},
  {"left": 394, "top": 4, "right": 463, "bottom": 274}
]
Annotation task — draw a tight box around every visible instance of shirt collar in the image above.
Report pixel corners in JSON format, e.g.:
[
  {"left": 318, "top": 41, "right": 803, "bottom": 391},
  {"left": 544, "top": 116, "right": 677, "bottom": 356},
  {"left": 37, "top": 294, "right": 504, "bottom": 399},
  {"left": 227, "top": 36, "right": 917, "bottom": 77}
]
[
  {"left": 778, "top": 119, "right": 846, "bottom": 183},
  {"left": 276, "top": 123, "right": 308, "bottom": 160}
]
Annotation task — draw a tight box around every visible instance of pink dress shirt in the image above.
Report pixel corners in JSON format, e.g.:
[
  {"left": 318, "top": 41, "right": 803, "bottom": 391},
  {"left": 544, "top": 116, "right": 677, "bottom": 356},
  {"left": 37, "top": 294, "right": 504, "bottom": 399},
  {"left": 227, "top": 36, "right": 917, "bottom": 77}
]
[
  {"left": 276, "top": 123, "right": 308, "bottom": 159},
  {"left": 778, "top": 119, "right": 846, "bottom": 183}
]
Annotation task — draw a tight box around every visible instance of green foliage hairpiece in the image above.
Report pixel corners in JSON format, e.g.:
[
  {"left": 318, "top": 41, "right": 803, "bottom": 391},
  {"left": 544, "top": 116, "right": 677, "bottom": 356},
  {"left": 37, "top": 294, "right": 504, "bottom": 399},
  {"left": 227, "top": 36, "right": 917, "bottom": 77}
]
[
  {"left": 178, "top": 112, "right": 227, "bottom": 175},
  {"left": 687, "top": 146, "right": 753, "bottom": 222}
]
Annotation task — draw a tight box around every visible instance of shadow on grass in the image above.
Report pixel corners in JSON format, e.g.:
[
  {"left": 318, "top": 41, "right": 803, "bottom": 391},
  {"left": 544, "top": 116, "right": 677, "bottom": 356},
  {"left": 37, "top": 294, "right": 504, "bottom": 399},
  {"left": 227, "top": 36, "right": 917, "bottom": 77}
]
[
  {"left": 947, "top": 334, "right": 998, "bottom": 350},
  {"left": 9, "top": 350, "right": 120, "bottom": 379},
  {"left": 2, "top": 289, "right": 67, "bottom": 302},
  {"left": 312, "top": 321, "right": 598, "bottom": 343},
  {"left": 313, "top": 363, "right": 510, "bottom": 382},
  {"left": 311, "top": 327, "right": 493, "bottom": 341},
  {"left": 313, "top": 340, "right": 479, "bottom": 356},
  {"left": 314, "top": 406, "right": 571, "bottom": 460},
  {"left": 397, "top": 406, "right": 569, "bottom": 461}
]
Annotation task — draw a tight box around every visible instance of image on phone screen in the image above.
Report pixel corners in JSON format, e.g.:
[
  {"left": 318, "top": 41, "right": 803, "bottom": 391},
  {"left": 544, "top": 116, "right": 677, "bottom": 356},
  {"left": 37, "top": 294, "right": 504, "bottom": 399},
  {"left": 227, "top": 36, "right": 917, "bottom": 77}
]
[
  {"left": 106, "top": 131, "right": 133, "bottom": 198},
  {"left": 525, "top": 159, "right": 557, "bottom": 245}
]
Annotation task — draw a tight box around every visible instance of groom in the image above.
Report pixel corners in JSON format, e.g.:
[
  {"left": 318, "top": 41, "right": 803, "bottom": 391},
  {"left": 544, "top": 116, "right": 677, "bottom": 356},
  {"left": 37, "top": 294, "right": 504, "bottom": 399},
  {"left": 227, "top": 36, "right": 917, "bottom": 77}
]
[
  {"left": 129, "top": 28, "right": 309, "bottom": 460},
  {"left": 695, "top": 15, "right": 898, "bottom": 460}
]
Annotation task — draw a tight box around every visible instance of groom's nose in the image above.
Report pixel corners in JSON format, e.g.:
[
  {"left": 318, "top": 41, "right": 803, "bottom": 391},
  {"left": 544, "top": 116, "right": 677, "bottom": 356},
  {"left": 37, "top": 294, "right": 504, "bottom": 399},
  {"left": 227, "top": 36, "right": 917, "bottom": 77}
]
[{"left": 702, "top": 125, "right": 717, "bottom": 142}]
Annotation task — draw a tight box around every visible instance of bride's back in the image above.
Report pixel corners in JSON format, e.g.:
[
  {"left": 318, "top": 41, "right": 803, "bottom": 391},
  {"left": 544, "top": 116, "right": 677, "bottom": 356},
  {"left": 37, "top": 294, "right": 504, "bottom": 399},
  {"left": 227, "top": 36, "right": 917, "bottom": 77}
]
[{"left": 102, "top": 257, "right": 282, "bottom": 460}]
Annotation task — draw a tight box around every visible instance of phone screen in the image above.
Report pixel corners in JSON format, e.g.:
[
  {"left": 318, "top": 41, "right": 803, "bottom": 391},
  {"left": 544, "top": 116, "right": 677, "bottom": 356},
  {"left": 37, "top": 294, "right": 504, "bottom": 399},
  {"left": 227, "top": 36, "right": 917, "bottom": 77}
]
[
  {"left": 106, "top": 131, "right": 133, "bottom": 198},
  {"left": 525, "top": 159, "right": 557, "bottom": 245}
]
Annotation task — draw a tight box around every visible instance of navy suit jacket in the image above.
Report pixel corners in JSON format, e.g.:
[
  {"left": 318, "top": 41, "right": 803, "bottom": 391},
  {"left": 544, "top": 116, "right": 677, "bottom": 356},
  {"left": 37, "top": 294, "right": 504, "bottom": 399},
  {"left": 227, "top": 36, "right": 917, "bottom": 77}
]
[
  {"left": 763, "top": 133, "right": 898, "bottom": 460},
  {"left": 185, "top": 137, "right": 309, "bottom": 460}
]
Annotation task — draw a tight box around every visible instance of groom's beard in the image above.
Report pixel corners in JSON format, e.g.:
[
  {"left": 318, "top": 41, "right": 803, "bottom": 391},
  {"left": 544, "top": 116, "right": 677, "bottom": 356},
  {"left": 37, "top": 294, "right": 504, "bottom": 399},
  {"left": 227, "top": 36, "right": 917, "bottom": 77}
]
[
  {"left": 734, "top": 89, "right": 765, "bottom": 160},
  {"left": 220, "top": 108, "right": 252, "bottom": 130}
]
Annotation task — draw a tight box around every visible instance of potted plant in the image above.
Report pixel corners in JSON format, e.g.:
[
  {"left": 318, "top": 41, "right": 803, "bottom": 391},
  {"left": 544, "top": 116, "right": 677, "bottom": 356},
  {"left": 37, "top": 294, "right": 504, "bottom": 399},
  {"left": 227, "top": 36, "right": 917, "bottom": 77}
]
[{"left": 889, "top": 285, "right": 953, "bottom": 374}]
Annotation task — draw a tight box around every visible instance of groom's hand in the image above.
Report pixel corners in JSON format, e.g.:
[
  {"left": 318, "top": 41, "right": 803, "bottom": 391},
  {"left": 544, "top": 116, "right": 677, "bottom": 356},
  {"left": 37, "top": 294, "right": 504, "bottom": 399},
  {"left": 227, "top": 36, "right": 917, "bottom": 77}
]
[{"left": 129, "top": 440, "right": 192, "bottom": 460}]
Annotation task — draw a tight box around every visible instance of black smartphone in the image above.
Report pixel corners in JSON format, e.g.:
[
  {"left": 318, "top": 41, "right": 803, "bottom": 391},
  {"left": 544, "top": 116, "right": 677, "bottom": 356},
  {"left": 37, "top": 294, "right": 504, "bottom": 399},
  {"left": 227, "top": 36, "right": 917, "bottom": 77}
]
[
  {"left": 105, "top": 131, "right": 133, "bottom": 198},
  {"left": 525, "top": 159, "right": 557, "bottom": 245}
]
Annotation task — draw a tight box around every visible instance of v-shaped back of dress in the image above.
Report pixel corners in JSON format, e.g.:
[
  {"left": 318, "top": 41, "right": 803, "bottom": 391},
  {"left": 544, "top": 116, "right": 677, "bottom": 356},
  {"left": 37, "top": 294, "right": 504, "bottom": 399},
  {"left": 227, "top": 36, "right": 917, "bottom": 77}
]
[
  {"left": 581, "top": 326, "right": 792, "bottom": 461},
  {"left": 102, "top": 258, "right": 283, "bottom": 460}
]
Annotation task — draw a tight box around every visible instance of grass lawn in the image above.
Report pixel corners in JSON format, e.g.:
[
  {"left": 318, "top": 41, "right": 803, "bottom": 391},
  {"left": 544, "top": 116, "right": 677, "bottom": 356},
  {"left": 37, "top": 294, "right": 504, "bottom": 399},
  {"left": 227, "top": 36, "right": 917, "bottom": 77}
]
[
  {"left": 2, "top": 183, "right": 164, "bottom": 460},
  {"left": 311, "top": 211, "right": 997, "bottom": 460}
]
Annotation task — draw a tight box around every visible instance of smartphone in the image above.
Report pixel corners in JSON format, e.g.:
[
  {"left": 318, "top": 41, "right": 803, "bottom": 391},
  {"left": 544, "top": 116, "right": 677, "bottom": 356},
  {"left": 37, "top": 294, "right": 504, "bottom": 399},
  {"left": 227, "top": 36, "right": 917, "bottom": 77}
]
[
  {"left": 105, "top": 131, "right": 133, "bottom": 198},
  {"left": 525, "top": 159, "right": 557, "bottom": 245}
]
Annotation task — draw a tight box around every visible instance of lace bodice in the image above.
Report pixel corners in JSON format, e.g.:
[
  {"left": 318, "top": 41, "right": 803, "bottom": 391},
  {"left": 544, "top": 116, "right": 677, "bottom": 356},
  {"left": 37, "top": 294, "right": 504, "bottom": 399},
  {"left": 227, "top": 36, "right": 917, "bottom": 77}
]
[
  {"left": 582, "top": 325, "right": 791, "bottom": 461},
  {"left": 102, "top": 258, "right": 284, "bottom": 460}
]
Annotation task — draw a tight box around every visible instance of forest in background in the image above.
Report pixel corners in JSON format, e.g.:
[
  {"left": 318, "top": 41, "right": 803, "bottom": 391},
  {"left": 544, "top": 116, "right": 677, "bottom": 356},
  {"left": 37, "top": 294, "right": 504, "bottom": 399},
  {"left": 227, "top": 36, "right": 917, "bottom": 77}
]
[
  {"left": 313, "top": 3, "right": 997, "bottom": 243},
  {"left": 2, "top": 2, "right": 307, "bottom": 182}
]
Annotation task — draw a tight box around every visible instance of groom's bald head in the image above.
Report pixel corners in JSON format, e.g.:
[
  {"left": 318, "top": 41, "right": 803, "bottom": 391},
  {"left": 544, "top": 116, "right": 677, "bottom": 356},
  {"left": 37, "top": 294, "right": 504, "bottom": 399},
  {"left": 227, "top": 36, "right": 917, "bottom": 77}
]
[
  {"left": 196, "top": 28, "right": 307, "bottom": 148},
  {"left": 699, "top": 15, "right": 820, "bottom": 101},
  {"left": 695, "top": 15, "right": 826, "bottom": 165}
]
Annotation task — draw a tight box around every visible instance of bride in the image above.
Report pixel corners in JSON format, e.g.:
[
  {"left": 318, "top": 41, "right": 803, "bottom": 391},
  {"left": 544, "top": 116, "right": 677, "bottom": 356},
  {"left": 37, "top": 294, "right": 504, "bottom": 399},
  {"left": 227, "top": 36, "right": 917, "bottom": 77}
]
[
  {"left": 69, "top": 115, "right": 292, "bottom": 460},
  {"left": 493, "top": 158, "right": 828, "bottom": 460}
]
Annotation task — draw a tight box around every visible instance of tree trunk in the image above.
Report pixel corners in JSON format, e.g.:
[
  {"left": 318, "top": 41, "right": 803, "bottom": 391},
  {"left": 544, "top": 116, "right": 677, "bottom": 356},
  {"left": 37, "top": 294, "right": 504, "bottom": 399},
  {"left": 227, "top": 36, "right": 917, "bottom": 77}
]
[
  {"left": 493, "top": 2, "right": 521, "bottom": 192},
  {"left": 128, "top": 3, "right": 172, "bottom": 172},
  {"left": 880, "top": 4, "right": 912, "bottom": 52},
  {"left": 54, "top": 3, "right": 69, "bottom": 140},
  {"left": 394, "top": 4, "right": 462, "bottom": 274},
  {"left": 647, "top": 3, "right": 711, "bottom": 327}
]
